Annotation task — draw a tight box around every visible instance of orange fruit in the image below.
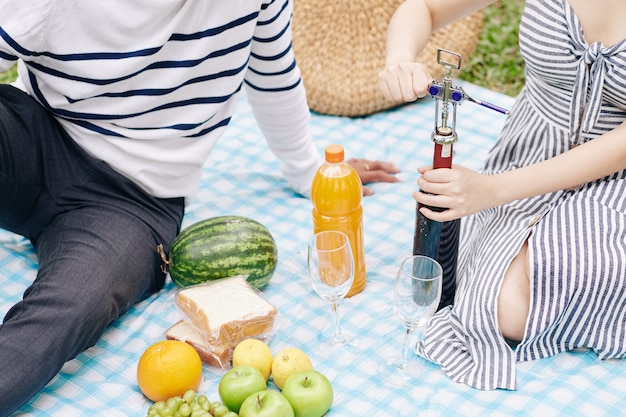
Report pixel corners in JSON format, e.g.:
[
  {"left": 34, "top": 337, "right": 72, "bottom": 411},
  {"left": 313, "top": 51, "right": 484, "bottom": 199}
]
[{"left": 136, "top": 339, "right": 203, "bottom": 402}]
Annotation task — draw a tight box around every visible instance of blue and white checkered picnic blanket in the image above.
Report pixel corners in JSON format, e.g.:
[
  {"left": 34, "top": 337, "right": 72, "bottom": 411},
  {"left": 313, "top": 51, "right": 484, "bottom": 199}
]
[{"left": 2, "top": 82, "right": 625, "bottom": 417}]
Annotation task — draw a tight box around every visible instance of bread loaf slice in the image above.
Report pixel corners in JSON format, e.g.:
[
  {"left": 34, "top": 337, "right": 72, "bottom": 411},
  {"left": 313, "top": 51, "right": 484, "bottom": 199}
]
[
  {"left": 175, "top": 275, "right": 277, "bottom": 348},
  {"left": 166, "top": 320, "right": 230, "bottom": 368}
]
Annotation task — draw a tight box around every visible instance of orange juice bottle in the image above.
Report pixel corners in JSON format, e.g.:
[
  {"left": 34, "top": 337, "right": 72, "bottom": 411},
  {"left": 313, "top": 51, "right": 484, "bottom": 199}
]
[{"left": 311, "top": 144, "right": 365, "bottom": 297}]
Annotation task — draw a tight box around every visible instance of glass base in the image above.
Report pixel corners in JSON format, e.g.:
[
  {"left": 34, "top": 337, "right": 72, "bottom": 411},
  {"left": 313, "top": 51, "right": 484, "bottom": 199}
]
[
  {"left": 314, "top": 334, "right": 361, "bottom": 365},
  {"left": 377, "top": 356, "right": 425, "bottom": 387}
]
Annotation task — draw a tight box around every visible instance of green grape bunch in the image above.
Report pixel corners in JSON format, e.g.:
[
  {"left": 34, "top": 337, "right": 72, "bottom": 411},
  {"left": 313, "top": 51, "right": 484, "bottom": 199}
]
[{"left": 146, "top": 389, "right": 238, "bottom": 417}]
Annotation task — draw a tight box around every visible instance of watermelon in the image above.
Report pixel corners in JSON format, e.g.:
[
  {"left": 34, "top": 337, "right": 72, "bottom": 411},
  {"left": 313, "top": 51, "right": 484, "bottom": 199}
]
[{"left": 166, "top": 215, "right": 278, "bottom": 289}]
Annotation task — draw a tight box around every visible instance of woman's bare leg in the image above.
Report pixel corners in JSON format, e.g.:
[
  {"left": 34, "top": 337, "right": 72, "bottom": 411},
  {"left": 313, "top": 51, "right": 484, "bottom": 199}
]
[{"left": 498, "top": 241, "right": 530, "bottom": 342}]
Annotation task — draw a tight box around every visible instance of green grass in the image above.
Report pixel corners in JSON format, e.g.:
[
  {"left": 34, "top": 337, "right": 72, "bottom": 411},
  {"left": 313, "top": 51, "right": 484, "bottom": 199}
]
[
  {"left": 460, "top": 0, "right": 526, "bottom": 96},
  {"left": 0, "top": 1, "right": 526, "bottom": 96},
  {"left": 0, "top": 65, "right": 16, "bottom": 84}
]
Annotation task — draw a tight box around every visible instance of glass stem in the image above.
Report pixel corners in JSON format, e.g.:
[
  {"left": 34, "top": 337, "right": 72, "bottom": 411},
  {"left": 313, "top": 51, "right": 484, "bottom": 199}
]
[
  {"left": 398, "top": 327, "right": 414, "bottom": 368},
  {"left": 330, "top": 301, "right": 346, "bottom": 344}
]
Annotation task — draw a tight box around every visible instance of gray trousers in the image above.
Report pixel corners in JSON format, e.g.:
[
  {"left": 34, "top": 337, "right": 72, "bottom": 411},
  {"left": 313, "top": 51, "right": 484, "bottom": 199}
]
[{"left": 0, "top": 84, "right": 185, "bottom": 415}]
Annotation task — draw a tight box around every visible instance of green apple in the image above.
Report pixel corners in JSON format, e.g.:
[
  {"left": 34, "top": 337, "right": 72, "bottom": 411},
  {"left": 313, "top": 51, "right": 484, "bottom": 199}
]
[
  {"left": 219, "top": 365, "right": 267, "bottom": 413},
  {"left": 281, "top": 370, "right": 333, "bottom": 417},
  {"left": 239, "top": 390, "right": 295, "bottom": 417}
]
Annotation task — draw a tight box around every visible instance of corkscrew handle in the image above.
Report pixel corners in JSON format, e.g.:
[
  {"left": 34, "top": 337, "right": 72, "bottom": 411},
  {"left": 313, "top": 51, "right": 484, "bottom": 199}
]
[{"left": 428, "top": 84, "right": 510, "bottom": 116}]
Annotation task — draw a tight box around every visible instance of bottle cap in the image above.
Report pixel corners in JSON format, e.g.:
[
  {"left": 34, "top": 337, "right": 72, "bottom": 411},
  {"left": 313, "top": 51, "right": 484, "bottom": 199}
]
[{"left": 325, "top": 144, "right": 344, "bottom": 163}]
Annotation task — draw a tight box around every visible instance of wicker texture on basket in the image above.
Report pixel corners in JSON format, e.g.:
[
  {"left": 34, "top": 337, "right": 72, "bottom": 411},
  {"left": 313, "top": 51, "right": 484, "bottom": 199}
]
[{"left": 291, "top": 1, "right": 484, "bottom": 117}]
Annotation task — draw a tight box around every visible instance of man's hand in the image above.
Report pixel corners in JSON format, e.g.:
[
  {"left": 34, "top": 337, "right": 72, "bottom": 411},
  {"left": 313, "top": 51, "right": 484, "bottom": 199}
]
[{"left": 347, "top": 158, "right": 401, "bottom": 196}]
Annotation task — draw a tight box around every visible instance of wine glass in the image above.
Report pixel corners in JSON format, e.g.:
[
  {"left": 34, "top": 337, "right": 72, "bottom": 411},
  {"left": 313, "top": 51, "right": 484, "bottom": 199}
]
[
  {"left": 307, "top": 230, "right": 358, "bottom": 360},
  {"left": 378, "top": 255, "right": 442, "bottom": 386}
]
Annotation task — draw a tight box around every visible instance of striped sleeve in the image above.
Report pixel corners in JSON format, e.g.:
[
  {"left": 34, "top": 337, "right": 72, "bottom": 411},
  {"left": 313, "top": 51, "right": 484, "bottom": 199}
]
[
  {"left": 246, "top": 0, "right": 301, "bottom": 92},
  {"left": 0, "top": 40, "right": 18, "bottom": 72},
  {"left": 244, "top": 0, "right": 321, "bottom": 197},
  {"left": 0, "top": 1, "right": 50, "bottom": 72}
]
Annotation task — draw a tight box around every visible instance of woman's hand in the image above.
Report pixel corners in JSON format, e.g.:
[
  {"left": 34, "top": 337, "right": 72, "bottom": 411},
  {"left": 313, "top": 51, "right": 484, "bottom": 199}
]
[
  {"left": 377, "top": 62, "right": 432, "bottom": 103},
  {"left": 412, "top": 164, "right": 499, "bottom": 221},
  {"left": 348, "top": 158, "right": 401, "bottom": 196}
]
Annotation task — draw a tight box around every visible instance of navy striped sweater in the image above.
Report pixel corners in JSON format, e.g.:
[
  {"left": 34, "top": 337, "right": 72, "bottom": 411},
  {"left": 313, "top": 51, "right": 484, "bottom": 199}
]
[{"left": 0, "top": 0, "right": 321, "bottom": 199}]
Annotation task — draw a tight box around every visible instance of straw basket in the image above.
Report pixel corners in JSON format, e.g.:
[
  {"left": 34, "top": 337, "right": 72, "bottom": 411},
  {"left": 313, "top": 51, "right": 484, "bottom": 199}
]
[{"left": 291, "top": 1, "right": 484, "bottom": 117}]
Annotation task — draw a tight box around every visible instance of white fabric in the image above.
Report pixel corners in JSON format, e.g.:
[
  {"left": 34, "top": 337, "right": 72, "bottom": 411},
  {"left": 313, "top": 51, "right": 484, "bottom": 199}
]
[{"left": 0, "top": 0, "right": 321, "bottom": 200}]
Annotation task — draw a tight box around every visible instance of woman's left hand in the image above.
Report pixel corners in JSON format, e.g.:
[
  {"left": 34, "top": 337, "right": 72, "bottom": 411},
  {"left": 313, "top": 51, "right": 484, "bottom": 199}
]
[
  {"left": 347, "top": 158, "right": 401, "bottom": 196},
  {"left": 413, "top": 164, "right": 498, "bottom": 221}
]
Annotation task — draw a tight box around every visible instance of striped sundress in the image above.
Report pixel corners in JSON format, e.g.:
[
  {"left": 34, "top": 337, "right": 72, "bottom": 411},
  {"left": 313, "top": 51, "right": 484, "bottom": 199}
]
[{"left": 416, "top": 0, "right": 626, "bottom": 390}]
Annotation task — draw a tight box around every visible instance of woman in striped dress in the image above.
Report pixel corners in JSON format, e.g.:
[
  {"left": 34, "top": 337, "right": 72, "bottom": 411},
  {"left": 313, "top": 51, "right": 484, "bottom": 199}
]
[{"left": 379, "top": 0, "right": 626, "bottom": 390}]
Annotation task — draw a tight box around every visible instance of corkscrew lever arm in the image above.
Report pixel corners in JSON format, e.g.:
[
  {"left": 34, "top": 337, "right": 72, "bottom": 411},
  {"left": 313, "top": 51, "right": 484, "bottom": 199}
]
[{"left": 458, "top": 87, "right": 510, "bottom": 115}]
